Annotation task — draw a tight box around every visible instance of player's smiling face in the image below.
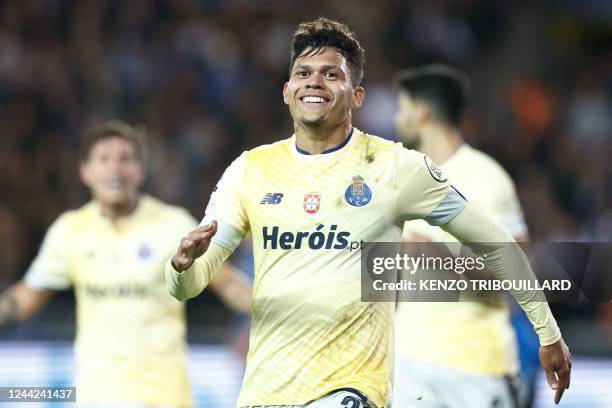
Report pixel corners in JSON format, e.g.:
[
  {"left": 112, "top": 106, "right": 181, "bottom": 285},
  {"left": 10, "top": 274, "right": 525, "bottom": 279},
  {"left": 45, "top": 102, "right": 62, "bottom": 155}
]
[
  {"left": 80, "top": 136, "right": 144, "bottom": 207},
  {"left": 283, "top": 47, "right": 364, "bottom": 131}
]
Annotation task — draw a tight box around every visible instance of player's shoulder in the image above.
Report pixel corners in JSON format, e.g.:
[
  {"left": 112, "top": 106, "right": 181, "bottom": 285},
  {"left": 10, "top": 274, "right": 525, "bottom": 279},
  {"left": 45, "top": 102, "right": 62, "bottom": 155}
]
[
  {"left": 244, "top": 137, "right": 292, "bottom": 162},
  {"left": 355, "top": 129, "right": 399, "bottom": 153},
  {"left": 457, "top": 145, "right": 514, "bottom": 184},
  {"left": 63, "top": 200, "right": 98, "bottom": 222},
  {"left": 139, "top": 195, "right": 195, "bottom": 224},
  {"left": 352, "top": 129, "right": 409, "bottom": 168},
  {"left": 47, "top": 201, "right": 98, "bottom": 234},
  {"left": 457, "top": 144, "right": 501, "bottom": 168},
  {"left": 387, "top": 140, "right": 427, "bottom": 165}
]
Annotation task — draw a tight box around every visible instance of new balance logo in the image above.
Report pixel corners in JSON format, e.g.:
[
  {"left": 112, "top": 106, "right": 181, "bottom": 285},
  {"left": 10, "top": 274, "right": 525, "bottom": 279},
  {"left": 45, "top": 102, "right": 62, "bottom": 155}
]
[{"left": 260, "top": 192, "right": 284, "bottom": 205}]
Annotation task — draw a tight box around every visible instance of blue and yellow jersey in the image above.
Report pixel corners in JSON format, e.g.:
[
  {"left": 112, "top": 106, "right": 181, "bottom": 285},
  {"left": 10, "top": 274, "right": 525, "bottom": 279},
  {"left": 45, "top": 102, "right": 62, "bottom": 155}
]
[
  {"left": 25, "top": 196, "right": 195, "bottom": 407},
  {"left": 202, "top": 129, "right": 466, "bottom": 407}
]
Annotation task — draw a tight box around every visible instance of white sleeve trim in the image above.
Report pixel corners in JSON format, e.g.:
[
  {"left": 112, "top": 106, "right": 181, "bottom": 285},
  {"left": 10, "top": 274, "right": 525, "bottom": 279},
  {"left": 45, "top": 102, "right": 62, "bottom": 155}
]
[{"left": 200, "top": 218, "right": 244, "bottom": 252}]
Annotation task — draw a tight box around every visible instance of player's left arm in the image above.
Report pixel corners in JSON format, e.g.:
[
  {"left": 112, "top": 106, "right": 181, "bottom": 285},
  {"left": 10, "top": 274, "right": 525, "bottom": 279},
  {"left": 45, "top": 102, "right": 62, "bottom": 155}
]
[
  {"left": 208, "top": 262, "right": 252, "bottom": 315},
  {"left": 395, "top": 148, "right": 571, "bottom": 404},
  {"left": 440, "top": 202, "right": 571, "bottom": 404}
]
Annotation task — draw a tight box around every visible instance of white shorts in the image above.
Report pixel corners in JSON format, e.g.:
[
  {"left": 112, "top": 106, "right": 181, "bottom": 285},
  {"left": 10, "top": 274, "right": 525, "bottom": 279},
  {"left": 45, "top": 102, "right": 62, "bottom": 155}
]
[
  {"left": 393, "top": 356, "right": 519, "bottom": 408},
  {"left": 245, "top": 388, "right": 376, "bottom": 408}
]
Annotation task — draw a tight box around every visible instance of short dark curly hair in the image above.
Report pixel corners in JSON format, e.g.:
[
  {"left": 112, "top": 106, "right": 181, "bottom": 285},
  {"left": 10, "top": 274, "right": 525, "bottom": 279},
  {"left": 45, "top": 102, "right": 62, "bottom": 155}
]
[
  {"left": 290, "top": 17, "right": 365, "bottom": 87},
  {"left": 80, "top": 119, "right": 147, "bottom": 163}
]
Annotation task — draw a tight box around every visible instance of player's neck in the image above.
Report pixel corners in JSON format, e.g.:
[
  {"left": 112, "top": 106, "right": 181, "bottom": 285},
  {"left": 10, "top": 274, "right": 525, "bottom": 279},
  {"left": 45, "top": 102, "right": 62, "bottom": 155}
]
[
  {"left": 98, "top": 194, "right": 140, "bottom": 224},
  {"left": 294, "top": 120, "right": 352, "bottom": 155},
  {"left": 420, "top": 125, "right": 463, "bottom": 164}
]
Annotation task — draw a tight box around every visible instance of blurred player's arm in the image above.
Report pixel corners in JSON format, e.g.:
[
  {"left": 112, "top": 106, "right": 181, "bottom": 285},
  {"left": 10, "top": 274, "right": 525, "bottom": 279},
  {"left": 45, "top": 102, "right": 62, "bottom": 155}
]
[
  {"left": 441, "top": 202, "right": 571, "bottom": 404},
  {"left": 0, "top": 212, "right": 71, "bottom": 328},
  {"left": 0, "top": 282, "right": 54, "bottom": 327},
  {"left": 208, "top": 262, "right": 252, "bottom": 315}
]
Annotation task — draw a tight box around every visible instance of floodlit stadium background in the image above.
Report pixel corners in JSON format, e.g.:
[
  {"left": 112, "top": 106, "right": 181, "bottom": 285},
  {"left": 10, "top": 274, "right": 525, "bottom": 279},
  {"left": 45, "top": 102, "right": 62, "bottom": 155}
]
[{"left": 0, "top": 1, "right": 610, "bottom": 407}]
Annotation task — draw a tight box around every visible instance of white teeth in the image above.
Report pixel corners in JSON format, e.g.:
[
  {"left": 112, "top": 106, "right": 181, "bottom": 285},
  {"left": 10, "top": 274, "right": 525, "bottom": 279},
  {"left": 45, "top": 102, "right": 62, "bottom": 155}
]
[
  {"left": 302, "top": 96, "right": 326, "bottom": 104},
  {"left": 108, "top": 178, "right": 122, "bottom": 189}
]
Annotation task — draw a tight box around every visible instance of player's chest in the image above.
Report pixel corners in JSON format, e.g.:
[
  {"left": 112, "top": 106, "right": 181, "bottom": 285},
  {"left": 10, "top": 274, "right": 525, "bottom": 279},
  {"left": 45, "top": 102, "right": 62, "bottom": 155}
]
[
  {"left": 243, "top": 164, "right": 394, "bottom": 228},
  {"left": 246, "top": 172, "right": 381, "bottom": 219},
  {"left": 68, "top": 229, "right": 170, "bottom": 285}
]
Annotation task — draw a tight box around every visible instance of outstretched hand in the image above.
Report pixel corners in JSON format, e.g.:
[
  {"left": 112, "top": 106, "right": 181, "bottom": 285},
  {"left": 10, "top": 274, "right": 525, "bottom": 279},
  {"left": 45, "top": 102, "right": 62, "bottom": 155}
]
[
  {"left": 171, "top": 221, "right": 218, "bottom": 272},
  {"left": 540, "top": 337, "right": 572, "bottom": 405}
]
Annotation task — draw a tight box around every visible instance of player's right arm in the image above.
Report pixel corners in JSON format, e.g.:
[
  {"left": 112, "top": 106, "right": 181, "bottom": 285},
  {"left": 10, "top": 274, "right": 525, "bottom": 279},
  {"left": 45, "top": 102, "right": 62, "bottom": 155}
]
[
  {"left": 0, "top": 282, "right": 54, "bottom": 327},
  {"left": 1, "top": 212, "right": 72, "bottom": 327},
  {"left": 166, "top": 222, "right": 235, "bottom": 301},
  {"left": 166, "top": 153, "right": 249, "bottom": 302}
]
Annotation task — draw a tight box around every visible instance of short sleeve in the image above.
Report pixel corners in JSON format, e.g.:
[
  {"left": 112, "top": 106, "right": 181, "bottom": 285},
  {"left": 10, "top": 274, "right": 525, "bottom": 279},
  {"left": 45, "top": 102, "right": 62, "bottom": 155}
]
[
  {"left": 394, "top": 148, "right": 466, "bottom": 225},
  {"left": 24, "top": 213, "right": 72, "bottom": 290},
  {"left": 201, "top": 152, "right": 249, "bottom": 250}
]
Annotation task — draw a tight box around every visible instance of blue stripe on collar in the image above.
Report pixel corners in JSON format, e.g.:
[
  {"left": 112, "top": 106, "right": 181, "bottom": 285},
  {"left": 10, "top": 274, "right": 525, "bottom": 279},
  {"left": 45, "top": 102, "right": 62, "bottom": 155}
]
[{"left": 296, "top": 128, "right": 354, "bottom": 155}]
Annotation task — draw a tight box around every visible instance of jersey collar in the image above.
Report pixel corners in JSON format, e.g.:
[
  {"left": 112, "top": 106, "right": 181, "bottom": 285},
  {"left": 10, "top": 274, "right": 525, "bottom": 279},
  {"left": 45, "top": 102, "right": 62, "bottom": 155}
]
[{"left": 291, "top": 128, "right": 356, "bottom": 160}]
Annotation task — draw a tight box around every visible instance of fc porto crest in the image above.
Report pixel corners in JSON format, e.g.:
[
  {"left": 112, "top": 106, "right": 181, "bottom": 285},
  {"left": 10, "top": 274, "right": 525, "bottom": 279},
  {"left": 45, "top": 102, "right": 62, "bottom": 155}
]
[
  {"left": 345, "top": 175, "right": 372, "bottom": 207},
  {"left": 138, "top": 243, "right": 152, "bottom": 260},
  {"left": 303, "top": 192, "right": 321, "bottom": 214}
]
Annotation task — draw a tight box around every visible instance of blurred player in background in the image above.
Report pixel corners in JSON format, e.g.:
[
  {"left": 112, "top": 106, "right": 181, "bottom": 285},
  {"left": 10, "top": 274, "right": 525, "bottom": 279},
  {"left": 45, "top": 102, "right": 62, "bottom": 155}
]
[
  {"left": 0, "top": 120, "right": 252, "bottom": 407},
  {"left": 166, "top": 18, "right": 570, "bottom": 408},
  {"left": 393, "top": 64, "right": 538, "bottom": 407}
]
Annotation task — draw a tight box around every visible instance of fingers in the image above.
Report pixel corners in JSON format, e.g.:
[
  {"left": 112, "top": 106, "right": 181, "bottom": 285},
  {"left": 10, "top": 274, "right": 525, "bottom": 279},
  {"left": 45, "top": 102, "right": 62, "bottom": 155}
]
[
  {"left": 545, "top": 367, "right": 558, "bottom": 391},
  {"left": 555, "top": 363, "right": 571, "bottom": 404},
  {"left": 540, "top": 338, "right": 573, "bottom": 405},
  {"left": 185, "top": 221, "right": 218, "bottom": 241},
  {"left": 178, "top": 237, "right": 197, "bottom": 257},
  {"left": 566, "top": 349, "right": 573, "bottom": 389},
  {"left": 550, "top": 353, "right": 572, "bottom": 405},
  {"left": 554, "top": 386, "right": 565, "bottom": 405},
  {"left": 172, "top": 251, "right": 193, "bottom": 270},
  {"left": 171, "top": 221, "right": 219, "bottom": 272},
  {"left": 180, "top": 223, "right": 217, "bottom": 251}
]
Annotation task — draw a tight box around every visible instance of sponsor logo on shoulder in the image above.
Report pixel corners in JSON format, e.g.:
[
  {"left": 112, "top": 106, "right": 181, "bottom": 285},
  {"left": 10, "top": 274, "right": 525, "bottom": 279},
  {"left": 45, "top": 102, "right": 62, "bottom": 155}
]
[{"left": 424, "top": 155, "right": 447, "bottom": 183}]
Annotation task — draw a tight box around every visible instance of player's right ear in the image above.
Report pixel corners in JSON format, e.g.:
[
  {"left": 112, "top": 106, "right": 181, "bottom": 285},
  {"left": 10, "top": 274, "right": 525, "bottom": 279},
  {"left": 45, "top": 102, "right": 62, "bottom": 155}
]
[
  {"left": 415, "top": 103, "right": 431, "bottom": 125},
  {"left": 282, "top": 83, "right": 289, "bottom": 105}
]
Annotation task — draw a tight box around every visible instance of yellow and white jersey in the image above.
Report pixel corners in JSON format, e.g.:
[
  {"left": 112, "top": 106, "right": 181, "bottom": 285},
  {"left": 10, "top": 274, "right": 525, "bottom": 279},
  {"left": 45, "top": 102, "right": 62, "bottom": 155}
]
[
  {"left": 396, "top": 143, "right": 527, "bottom": 376},
  {"left": 203, "top": 129, "right": 467, "bottom": 407},
  {"left": 25, "top": 195, "right": 195, "bottom": 407}
]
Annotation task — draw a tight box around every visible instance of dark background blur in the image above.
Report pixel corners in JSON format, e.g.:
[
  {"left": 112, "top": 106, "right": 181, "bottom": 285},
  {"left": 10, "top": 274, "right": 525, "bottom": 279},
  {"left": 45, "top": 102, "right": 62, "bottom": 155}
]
[{"left": 0, "top": 0, "right": 610, "bottom": 352}]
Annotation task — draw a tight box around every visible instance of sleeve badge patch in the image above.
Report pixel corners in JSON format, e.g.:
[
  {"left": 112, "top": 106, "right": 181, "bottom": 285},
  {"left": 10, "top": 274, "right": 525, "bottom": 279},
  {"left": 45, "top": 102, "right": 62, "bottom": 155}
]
[{"left": 424, "top": 155, "right": 447, "bottom": 183}]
